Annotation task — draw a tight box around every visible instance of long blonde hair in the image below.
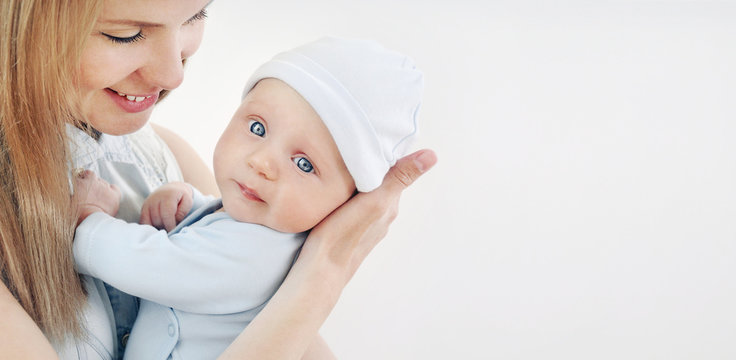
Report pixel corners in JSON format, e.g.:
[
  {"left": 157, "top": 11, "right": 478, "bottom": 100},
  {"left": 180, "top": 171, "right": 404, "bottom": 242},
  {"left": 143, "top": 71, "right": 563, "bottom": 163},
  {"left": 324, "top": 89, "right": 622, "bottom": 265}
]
[{"left": 0, "top": 0, "right": 102, "bottom": 341}]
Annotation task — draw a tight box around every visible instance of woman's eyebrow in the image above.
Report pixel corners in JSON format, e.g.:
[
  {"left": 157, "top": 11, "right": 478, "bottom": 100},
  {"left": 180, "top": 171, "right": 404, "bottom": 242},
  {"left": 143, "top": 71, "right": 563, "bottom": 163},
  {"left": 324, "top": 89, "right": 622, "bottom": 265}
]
[
  {"left": 100, "top": 1, "right": 214, "bottom": 28},
  {"left": 99, "top": 19, "right": 163, "bottom": 27}
]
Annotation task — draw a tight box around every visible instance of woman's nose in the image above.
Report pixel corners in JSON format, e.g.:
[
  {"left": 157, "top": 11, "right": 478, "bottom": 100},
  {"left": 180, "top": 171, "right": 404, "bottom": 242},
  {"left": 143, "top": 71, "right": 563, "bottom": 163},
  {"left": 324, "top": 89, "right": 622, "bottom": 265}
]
[
  {"left": 248, "top": 149, "right": 278, "bottom": 180},
  {"left": 139, "top": 36, "right": 186, "bottom": 90},
  {"left": 145, "top": 52, "right": 184, "bottom": 90}
]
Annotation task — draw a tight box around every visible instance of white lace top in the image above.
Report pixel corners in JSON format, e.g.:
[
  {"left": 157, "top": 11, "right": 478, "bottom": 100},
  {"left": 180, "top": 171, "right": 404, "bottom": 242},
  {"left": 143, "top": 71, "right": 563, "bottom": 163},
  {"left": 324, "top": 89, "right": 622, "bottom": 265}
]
[{"left": 55, "top": 123, "right": 183, "bottom": 359}]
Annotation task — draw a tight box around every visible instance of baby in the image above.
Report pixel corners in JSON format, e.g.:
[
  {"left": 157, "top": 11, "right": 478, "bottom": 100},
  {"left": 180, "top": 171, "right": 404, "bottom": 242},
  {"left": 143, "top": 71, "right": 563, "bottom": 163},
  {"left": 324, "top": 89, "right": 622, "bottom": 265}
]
[{"left": 72, "top": 37, "right": 423, "bottom": 359}]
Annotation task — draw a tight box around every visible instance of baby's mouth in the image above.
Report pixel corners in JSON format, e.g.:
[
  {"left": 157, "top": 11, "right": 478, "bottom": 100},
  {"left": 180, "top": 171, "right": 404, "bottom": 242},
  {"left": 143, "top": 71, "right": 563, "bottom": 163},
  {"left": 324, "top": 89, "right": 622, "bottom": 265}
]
[{"left": 239, "top": 183, "right": 265, "bottom": 203}]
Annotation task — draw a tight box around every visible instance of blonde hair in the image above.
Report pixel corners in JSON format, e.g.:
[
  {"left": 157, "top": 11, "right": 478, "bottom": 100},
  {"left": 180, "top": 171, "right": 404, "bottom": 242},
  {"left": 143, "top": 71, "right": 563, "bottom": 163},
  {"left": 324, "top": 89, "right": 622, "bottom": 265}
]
[{"left": 1, "top": 0, "right": 102, "bottom": 341}]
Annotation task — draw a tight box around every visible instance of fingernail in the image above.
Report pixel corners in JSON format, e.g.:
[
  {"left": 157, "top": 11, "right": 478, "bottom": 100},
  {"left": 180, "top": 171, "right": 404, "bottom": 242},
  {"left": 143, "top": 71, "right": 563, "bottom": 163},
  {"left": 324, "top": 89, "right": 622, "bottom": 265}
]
[{"left": 413, "top": 152, "right": 428, "bottom": 173}]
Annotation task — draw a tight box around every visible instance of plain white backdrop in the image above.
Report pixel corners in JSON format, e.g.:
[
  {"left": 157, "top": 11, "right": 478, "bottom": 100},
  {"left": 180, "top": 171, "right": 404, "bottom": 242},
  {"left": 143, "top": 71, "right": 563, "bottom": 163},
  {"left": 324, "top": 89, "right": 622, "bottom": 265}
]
[{"left": 153, "top": 1, "right": 736, "bottom": 359}]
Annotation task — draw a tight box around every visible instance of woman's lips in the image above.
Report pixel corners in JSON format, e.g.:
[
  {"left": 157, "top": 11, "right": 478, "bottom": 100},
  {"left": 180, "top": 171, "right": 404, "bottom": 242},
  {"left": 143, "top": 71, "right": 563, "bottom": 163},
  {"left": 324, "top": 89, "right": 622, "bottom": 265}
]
[
  {"left": 238, "top": 183, "right": 264, "bottom": 203},
  {"left": 106, "top": 88, "right": 159, "bottom": 113}
]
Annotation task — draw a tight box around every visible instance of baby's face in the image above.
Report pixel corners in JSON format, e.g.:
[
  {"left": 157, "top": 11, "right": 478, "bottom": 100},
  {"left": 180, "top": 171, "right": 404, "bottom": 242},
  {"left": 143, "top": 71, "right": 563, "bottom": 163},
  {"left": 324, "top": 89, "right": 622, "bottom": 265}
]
[{"left": 213, "top": 78, "right": 356, "bottom": 233}]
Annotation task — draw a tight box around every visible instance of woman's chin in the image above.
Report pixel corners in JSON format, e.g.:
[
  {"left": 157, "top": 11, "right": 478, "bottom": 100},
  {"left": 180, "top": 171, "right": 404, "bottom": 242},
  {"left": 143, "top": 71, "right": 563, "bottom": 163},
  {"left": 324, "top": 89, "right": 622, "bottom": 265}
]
[{"left": 83, "top": 112, "right": 153, "bottom": 136}]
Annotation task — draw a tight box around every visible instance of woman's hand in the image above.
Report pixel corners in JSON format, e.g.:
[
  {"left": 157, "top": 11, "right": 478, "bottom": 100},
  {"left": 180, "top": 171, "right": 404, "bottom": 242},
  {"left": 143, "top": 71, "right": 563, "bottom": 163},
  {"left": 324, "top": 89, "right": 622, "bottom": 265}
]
[
  {"left": 219, "top": 149, "right": 437, "bottom": 360},
  {"left": 305, "top": 148, "right": 438, "bottom": 286}
]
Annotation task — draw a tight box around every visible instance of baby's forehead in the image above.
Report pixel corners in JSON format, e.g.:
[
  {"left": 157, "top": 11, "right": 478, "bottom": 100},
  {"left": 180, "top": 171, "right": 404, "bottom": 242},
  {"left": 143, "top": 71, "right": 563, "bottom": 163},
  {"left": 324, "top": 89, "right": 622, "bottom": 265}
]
[
  {"left": 243, "top": 79, "right": 312, "bottom": 114},
  {"left": 247, "top": 78, "right": 300, "bottom": 98},
  {"left": 241, "top": 81, "right": 345, "bottom": 157}
]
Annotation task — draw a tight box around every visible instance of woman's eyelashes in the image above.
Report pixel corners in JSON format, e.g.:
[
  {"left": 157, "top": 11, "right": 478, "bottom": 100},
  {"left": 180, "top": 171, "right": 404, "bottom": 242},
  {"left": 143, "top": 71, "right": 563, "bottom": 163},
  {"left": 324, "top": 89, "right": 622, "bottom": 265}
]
[
  {"left": 100, "top": 9, "right": 206, "bottom": 45},
  {"left": 184, "top": 9, "right": 208, "bottom": 25},
  {"left": 102, "top": 31, "right": 145, "bottom": 44}
]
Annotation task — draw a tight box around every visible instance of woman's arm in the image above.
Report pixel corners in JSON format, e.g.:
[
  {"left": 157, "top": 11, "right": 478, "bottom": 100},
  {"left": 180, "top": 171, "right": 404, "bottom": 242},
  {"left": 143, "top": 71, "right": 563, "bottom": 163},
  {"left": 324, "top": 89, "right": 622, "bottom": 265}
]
[
  {"left": 302, "top": 334, "right": 337, "bottom": 360},
  {"left": 219, "top": 149, "right": 437, "bottom": 360},
  {"left": 0, "top": 282, "right": 59, "bottom": 359},
  {"left": 151, "top": 123, "right": 220, "bottom": 197}
]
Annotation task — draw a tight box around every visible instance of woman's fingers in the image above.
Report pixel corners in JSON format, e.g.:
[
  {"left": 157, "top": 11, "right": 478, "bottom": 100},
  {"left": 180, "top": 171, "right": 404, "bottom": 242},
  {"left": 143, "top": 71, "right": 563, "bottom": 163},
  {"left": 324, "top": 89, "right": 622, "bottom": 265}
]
[
  {"left": 304, "top": 148, "right": 437, "bottom": 285},
  {"left": 380, "top": 149, "right": 437, "bottom": 195}
]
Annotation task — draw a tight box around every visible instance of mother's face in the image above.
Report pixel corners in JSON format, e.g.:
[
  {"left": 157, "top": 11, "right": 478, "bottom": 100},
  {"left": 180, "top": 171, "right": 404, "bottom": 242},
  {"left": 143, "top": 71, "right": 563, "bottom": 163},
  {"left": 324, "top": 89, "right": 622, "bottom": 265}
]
[{"left": 78, "top": 0, "right": 210, "bottom": 135}]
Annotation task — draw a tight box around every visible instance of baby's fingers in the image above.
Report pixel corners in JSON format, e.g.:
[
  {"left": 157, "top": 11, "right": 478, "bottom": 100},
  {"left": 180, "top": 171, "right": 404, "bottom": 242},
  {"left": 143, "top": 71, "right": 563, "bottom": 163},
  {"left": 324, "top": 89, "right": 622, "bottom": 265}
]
[
  {"left": 160, "top": 200, "right": 179, "bottom": 232},
  {"left": 148, "top": 205, "right": 164, "bottom": 230},
  {"left": 174, "top": 194, "right": 193, "bottom": 225},
  {"left": 140, "top": 203, "right": 153, "bottom": 226}
]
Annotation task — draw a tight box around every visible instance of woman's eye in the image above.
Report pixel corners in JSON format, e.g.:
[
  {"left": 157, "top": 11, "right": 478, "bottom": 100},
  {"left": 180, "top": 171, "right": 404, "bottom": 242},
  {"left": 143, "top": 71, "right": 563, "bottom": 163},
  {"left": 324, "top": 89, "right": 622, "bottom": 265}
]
[
  {"left": 248, "top": 120, "right": 266, "bottom": 137},
  {"left": 102, "top": 31, "right": 145, "bottom": 44},
  {"left": 293, "top": 157, "right": 314, "bottom": 173}
]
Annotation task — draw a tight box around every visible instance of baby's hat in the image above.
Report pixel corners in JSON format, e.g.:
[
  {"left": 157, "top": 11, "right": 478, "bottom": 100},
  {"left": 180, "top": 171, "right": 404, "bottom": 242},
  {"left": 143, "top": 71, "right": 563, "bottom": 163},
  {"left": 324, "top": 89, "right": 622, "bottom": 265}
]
[{"left": 242, "top": 36, "right": 423, "bottom": 192}]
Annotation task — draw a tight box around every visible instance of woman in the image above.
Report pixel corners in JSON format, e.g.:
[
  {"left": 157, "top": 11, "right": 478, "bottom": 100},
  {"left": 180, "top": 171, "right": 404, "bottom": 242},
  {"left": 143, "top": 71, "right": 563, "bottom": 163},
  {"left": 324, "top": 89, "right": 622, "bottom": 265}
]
[{"left": 0, "top": 0, "right": 436, "bottom": 359}]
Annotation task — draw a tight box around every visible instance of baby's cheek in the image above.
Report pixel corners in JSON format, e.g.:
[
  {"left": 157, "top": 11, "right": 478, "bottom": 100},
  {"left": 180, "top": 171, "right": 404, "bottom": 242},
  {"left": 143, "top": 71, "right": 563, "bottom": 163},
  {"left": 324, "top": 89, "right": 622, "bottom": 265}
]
[{"left": 279, "top": 201, "right": 323, "bottom": 233}]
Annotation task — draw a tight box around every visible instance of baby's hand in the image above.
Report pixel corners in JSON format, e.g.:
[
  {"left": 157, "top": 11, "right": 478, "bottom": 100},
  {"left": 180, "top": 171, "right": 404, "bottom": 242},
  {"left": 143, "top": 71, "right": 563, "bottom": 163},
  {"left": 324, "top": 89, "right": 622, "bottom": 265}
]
[
  {"left": 140, "top": 182, "right": 193, "bottom": 232},
  {"left": 73, "top": 169, "right": 122, "bottom": 225}
]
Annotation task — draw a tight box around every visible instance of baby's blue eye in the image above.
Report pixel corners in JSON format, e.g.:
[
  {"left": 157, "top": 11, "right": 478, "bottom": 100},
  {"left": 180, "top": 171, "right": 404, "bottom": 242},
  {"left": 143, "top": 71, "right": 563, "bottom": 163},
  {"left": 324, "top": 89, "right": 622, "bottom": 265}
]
[
  {"left": 293, "top": 157, "right": 314, "bottom": 173},
  {"left": 249, "top": 120, "right": 265, "bottom": 137}
]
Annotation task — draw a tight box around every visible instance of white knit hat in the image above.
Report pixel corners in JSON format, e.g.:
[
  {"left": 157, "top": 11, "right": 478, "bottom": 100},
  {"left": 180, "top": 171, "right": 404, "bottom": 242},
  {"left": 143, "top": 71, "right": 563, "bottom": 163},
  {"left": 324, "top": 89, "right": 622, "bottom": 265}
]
[{"left": 242, "top": 37, "right": 423, "bottom": 192}]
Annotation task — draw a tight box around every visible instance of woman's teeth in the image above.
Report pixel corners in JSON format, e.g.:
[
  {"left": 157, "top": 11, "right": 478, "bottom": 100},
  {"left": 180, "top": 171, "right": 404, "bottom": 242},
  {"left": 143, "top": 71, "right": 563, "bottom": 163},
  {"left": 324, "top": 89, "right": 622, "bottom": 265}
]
[{"left": 115, "top": 90, "right": 152, "bottom": 102}]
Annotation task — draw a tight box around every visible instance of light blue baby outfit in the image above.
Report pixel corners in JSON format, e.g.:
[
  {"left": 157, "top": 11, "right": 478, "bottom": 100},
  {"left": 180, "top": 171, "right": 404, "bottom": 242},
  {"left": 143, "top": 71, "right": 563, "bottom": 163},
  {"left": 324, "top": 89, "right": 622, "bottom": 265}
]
[{"left": 73, "top": 194, "right": 305, "bottom": 360}]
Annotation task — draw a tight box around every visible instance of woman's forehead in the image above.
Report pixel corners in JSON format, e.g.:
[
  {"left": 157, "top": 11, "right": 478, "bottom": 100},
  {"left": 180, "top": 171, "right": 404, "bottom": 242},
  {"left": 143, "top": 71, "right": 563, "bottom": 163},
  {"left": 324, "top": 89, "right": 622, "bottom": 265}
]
[{"left": 97, "top": 0, "right": 210, "bottom": 25}]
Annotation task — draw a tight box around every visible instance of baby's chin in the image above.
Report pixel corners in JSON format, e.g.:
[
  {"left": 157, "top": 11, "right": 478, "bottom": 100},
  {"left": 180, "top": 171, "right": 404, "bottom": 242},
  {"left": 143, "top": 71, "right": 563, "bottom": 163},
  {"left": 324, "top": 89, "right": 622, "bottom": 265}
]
[
  {"left": 221, "top": 204, "right": 315, "bottom": 234},
  {"left": 262, "top": 220, "right": 314, "bottom": 234}
]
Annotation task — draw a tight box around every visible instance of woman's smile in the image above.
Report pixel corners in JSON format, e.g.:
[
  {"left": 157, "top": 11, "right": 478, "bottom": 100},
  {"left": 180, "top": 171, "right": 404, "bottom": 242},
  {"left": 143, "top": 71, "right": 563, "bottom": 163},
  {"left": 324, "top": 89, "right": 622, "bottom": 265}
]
[{"left": 104, "top": 88, "right": 159, "bottom": 113}]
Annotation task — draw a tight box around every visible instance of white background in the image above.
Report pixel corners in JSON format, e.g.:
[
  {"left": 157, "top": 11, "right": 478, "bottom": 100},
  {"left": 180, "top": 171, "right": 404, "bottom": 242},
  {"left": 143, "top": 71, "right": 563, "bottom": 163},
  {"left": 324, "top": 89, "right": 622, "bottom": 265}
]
[{"left": 154, "top": 1, "right": 736, "bottom": 359}]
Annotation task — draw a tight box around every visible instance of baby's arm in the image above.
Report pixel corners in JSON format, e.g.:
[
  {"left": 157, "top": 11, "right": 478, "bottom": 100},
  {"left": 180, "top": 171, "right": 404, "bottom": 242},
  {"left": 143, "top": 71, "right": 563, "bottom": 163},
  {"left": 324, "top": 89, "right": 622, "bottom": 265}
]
[
  {"left": 72, "top": 169, "right": 121, "bottom": 224},
  {"left": 139, "top": 181, "right": 193, "bottom": 232},
  {"left": 74, "top": 215, "right": 295, "bottom": 314}
]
